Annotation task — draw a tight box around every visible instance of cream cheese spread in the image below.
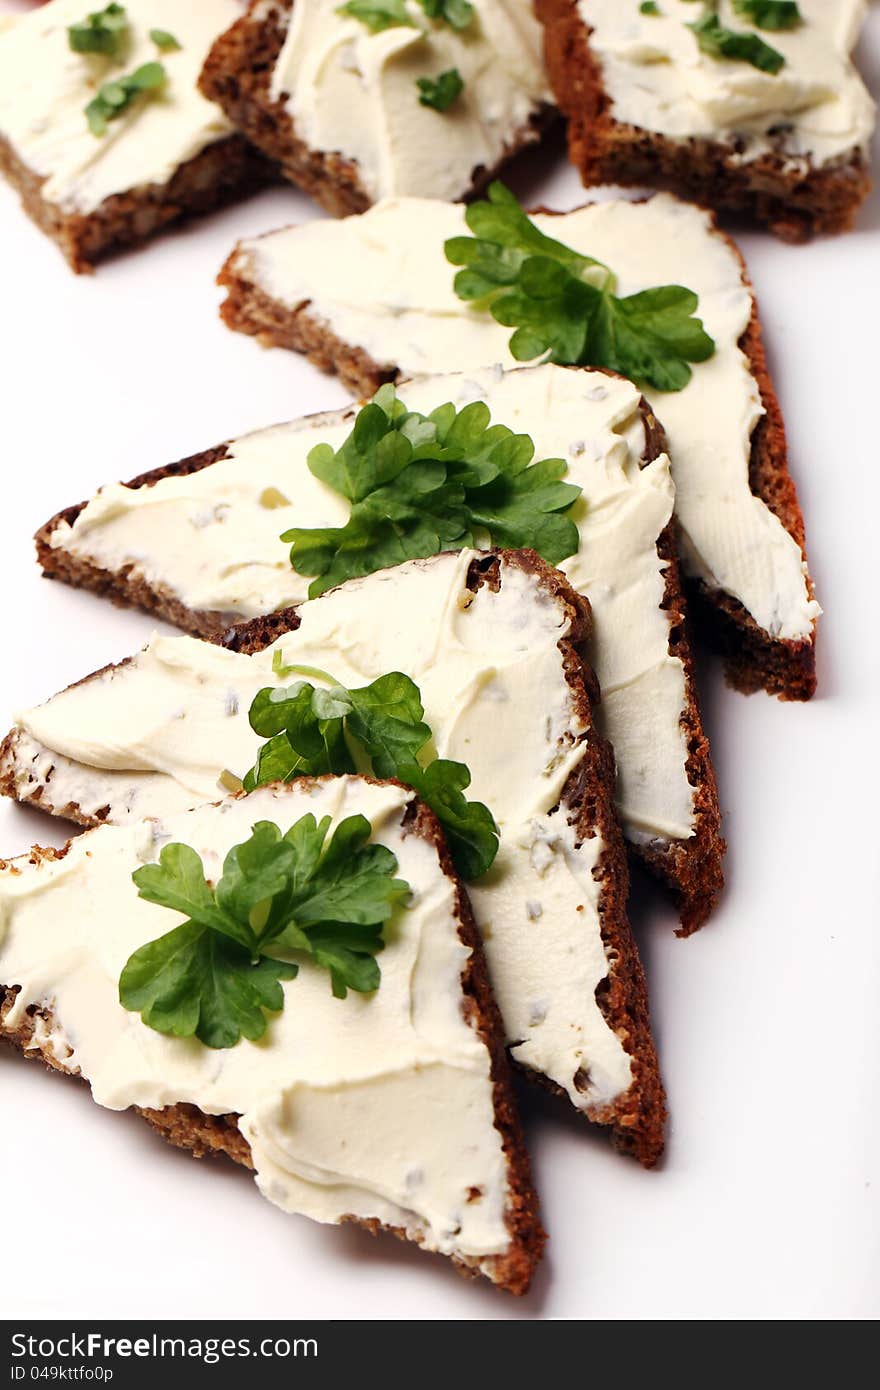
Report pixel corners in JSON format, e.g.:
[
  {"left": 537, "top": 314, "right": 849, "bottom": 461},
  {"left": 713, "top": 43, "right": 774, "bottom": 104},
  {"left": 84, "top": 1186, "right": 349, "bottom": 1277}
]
[
  {"left": 579, "top": 0, "right": 875, "bottom": 167},
  {"left": 11, "top": 551, "right": 635, "bottom": 1113},
  {"left": 228, "top": 193, "right": 820, "bottom": 642},
  {"left": 0, "top": 778, "right": 514, "bottom": 1264},
  {"left": 268, "top": 0, "right": 550, "bottom": 203},
  {"left": 48, "top": 363, "right": 694, "bottom": 845},
  {"left": 0, "top": 0, "right": 239, "bottom": 214}
]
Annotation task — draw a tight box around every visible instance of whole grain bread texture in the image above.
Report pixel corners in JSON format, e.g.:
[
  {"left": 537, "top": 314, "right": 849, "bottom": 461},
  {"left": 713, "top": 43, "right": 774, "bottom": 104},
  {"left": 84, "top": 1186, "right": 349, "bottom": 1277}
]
[
  {"left": 0, "top": 550, "right": 668, "bottom": 1166},
  {"left": 0, "top": 783, "right": 544, "bottom": 1295},
  {"left": 0, "top": 130, "right": 273, "bottom": 273},
  {"left": 217, "top": 206, "right": 816, "bottom": 703},
  {"left": 34, "top": 381, "right": 724, "bottom": 934},
  {"left": 197, "top": 0, "right": 554, "bottom": 215},
  {"left": 536, "top": 0, "right": 872, "bottom": 242}
]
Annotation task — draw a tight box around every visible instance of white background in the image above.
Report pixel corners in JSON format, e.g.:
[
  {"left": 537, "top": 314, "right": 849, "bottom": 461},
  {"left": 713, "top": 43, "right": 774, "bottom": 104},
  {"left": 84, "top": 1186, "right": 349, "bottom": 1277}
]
[{"left": 1, "top": 0, "right": 878, "bottom": 1322}]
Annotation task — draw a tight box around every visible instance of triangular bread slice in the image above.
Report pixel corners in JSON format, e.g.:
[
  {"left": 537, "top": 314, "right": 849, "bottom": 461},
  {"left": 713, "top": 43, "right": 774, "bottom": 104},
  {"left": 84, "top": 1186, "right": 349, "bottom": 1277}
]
[
  {"left": 0, "top": 776, "right": 543, "bottom": 1294},
  {"left": 197, "top": 0, "right": 553, "bottom": 214},
  {"left": 216, "top": 193, "right": 819, "bottom": 701},
  {"left": 0, "top": 1, "right": 271, "bottom": 273},
  {"left": 1, "top": 549, "right": 666, "bottom": 1165},
  {"left": 34, "top": 363, "right": 723, "bottom": 933}
]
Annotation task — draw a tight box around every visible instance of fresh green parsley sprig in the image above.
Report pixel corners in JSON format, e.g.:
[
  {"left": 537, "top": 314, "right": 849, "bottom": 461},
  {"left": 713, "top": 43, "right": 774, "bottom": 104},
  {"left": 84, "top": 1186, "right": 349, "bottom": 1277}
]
[
  {"left": 120, "top": 814, "right": 409, "bottom": 1048},
  {"left": 640, "top": 2, "right": 661, "bottom": 14},
  {"left": 417, "top": 68, "right": 464, "bottom": 111},
  {"left": 68, "top": 3, "right": 128, "bottom": 57},
  {"left": 445, "top": 182, "right": 715, "bottom": 392},
  {"left": 85, "top": 60, "right": 166, "bottom": 136},
  {"left": 281, "top": 382, "right": 581, "bottom": 597},
  {"left": 244, "top": 668, "right": 499, "bottom": 882}
]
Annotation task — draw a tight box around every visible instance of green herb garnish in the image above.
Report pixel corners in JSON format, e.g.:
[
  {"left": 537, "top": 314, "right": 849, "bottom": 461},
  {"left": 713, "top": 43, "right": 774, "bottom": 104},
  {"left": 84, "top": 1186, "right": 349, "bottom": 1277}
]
[
  {"left": 416, "top": 68, "right": 464, "bottom": 111},
  {"left": 419, "top": 0, "right": 474, "bottom": 30},
  {"left": 120, "top": 814, "right": 409, "bottom": 1047},
  {"left": 85, "top": 60, "right": 166, "bottom": 135},
  {"left": 68, "top": 3, "right": 128, "bottom": 56},
  {"left": 688, "top": 11, "right": 785, "bottom": 72},
  {"left": 280, "top": 382, "right": 581, "bottom": 598},
  {"left": 244, "top": 669, "right": 499, "bottom": 882},
  {"left": 732, "top": 0, "right": 801, "bottom": 30},
  {"left": 640, "top": 2, "right": 661, "bottom": 14},
  {"left": 336, "top": 0, "right": 415, "bottom": 32},
  {"left": 149, "top": 28, "right": 181, "bottom": 51},
  {"left": 445, "top": 182, "right": 714, "bottom": 392}
]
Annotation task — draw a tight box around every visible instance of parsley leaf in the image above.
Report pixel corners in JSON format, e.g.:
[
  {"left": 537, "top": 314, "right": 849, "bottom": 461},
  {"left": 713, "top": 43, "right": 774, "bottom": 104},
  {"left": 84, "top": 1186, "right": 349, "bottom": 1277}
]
[
  {"left": 280, "top": 382, "right": 580, "bottom": 597},
  {"left": 640, "top": 2, "right": 661, "bottom": 13},
  {"left": 243, "top": 670, "right": 500, "bottom": 881},
  {"left": 85, "top": 60, "right": 166, "bottom": 136},
  {"left": 336, "top": 0, "right": 416, "bottom": 32},
  {"left": 120, "top": 813, "right": 410, "bottom": 1046},
  {"left": 418, "top": 0, "right": 474, "bottom": 29},
  {"left": 732, "top": 0, "right": 801, "bottom": 30},
  {"left": 416, "top": 68, "right": 464, "bottom": 111},
  {"left": 150, "top": 28, "right": 181, "bottom": 51},
  {"left": 445, "top": 182, "right": 715, "bottom": 391},
  {"left": 68, "top": 3, "right": 128, "bottom": 57},
  {"left": 688, "top": 11, "right": 785, "bottom": 72}
]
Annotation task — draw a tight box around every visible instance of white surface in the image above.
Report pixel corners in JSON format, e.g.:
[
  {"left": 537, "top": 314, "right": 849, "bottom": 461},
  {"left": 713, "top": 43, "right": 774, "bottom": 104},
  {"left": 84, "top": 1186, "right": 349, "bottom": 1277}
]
[{"left": 0, "top": 0, "right": 878, "bottom": 1323}]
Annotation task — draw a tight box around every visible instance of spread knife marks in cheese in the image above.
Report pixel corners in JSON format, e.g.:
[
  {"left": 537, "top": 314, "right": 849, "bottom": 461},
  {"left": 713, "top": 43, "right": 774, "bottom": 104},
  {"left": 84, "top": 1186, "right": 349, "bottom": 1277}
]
[
  {"left": 0, "top": 0, "right": 240, "bottom": 214},
  {"left": 10, "top": 552, "right": 635, "bottom": 1114},
  {"left": 46, "top": 364, "right": 694, "bottom": 846},
  {"left": 579, "top": 0, "right": 874, "bottom": 167},
  {"left": 0, "top": 779, "right": 516, "bottom": 1270},
  {"left": 225, "top": 194, "right": 821, "bottom": 643},
  {"left": 269, "top": 0, "right": 551, "bottom": 202}
]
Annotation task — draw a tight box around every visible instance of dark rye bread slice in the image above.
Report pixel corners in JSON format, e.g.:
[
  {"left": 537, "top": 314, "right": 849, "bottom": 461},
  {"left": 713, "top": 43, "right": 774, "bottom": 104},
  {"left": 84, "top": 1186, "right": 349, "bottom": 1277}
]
[
  {"left": 197, "top": 0, "right": 555, "bottom": 216},
  {"left": 0, "top": 781, "right": 544, "bottom": 1295},
  {"left": 217, "top": 210, "right": 816, "bottom": 703},
  {"left": 32, "top": 385, "right": 724, "bottom": 934},
  {"left": 536, "top": 0, "right": 872, "bottom": 242},
  {"left": 0, "top": 551, "right": 668, "bottom": 1164},
  {"left": 0, "top": 129, "right": 273, "bottom": 274}
]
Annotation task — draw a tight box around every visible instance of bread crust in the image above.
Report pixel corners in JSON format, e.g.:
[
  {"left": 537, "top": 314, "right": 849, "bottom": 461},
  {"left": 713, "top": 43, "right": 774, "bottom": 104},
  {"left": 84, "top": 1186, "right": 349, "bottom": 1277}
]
[
  {"left": 0, "top": 782, "right": 544, "bottom": 1294},
  {"left": 1, "top": 551, "right": 668, "bottom": 1165},
  {"left": 198, "top": 0, "right": 555, "bottom": 215},
  {"left": 535, "top": 0, "right": 872, "bottom": 242},
  {"left": 0, "top": 130, "right": 273, "bottom": 274}
]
